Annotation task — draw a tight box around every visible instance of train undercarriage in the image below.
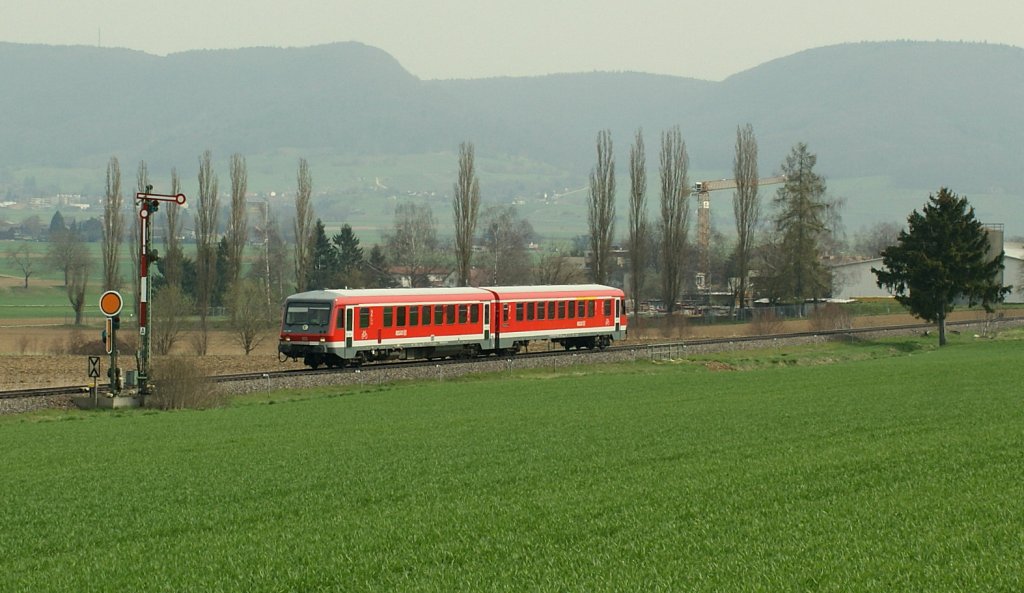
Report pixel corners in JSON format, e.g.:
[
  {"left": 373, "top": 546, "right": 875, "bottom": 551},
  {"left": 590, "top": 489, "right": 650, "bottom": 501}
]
[{"left": 283, "top": 335, "right": 611, "bottom": 370}]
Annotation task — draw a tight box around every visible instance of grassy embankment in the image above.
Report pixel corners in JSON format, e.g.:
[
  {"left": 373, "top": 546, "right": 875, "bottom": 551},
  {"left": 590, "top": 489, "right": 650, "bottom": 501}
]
[{"left": 2, "top": 331, "right": 1022, "bottom": 591}]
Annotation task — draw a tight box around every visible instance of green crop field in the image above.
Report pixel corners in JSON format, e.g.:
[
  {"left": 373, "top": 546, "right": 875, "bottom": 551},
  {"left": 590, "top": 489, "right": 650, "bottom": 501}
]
[{"left": 2, "top": 332, "right": 1023, "bottom": 591}]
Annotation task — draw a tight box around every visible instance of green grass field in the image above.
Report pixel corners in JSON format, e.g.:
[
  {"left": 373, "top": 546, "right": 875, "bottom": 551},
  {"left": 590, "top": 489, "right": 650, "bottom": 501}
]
[{"left": 3, "top": 331, "right": 1023, "bottom": 591}]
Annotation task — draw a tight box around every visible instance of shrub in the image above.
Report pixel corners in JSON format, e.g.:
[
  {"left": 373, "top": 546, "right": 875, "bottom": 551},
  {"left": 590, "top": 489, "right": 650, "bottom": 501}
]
[
  {"left": 809, "top": 303, "right": 853, "bottom": 331},
  {"left": 751, "top": 309, "right": 784, "bottom": 335},
  {"left": 147, "top": 356, "right": 227, "bottom": 410}
]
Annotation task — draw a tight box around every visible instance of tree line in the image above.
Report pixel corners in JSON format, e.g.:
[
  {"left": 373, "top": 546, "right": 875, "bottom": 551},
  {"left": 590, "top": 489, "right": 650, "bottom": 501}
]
[{"left": 8, "top": 125, "right": 1007, "bottom": 353}]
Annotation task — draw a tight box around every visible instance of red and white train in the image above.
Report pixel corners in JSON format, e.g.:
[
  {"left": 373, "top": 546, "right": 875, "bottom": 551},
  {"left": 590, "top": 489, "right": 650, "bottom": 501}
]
[{"left": 279, "top": 284, "right": 628, "bottom": 368}]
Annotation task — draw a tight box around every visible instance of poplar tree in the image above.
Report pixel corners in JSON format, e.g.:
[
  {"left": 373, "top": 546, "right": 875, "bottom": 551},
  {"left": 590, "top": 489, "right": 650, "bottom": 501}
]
[
  {"left": 588, "top": 130, "right": 616, "bottom": 284},
  {"left": 732, "top": 124, "right": 761, "bottom": 311},
  {"left": 102, "top": 156, "right": 124, "bottom": 291},
  {"left": 658, "top": 126, "right": 690, "bottom": 314},
  {"left": 627, "top": 128, "right": 648, "bottom": 316},
  {"left": 453, "top": 141, "right": 481, "bottom": 286}
]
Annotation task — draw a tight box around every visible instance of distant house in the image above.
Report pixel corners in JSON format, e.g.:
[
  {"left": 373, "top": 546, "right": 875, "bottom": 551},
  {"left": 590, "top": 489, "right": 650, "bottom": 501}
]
[
  {"left": 389, "top": 266, "right": 451, "bottom": 288},
  {"left": 830, "top": 242, "right": 1024, "bottom": 304}
]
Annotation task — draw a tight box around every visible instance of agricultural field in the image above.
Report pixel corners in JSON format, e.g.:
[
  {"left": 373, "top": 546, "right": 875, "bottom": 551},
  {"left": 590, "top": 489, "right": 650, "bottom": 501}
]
[{"left": 2, "top": 331, "right": 1022, "bottom": 591}]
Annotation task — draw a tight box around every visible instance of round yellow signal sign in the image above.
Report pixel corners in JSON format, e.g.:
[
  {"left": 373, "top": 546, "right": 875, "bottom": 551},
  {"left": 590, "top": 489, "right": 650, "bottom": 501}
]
[{"left": 99, "top": 290, "right": 123, "bottom": 317}]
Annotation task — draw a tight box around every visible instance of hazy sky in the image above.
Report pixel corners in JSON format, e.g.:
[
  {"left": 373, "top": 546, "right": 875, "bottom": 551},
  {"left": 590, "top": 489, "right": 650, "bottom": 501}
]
[{"left": 4, "top": 0, "right": 1022, "bottom": 80}]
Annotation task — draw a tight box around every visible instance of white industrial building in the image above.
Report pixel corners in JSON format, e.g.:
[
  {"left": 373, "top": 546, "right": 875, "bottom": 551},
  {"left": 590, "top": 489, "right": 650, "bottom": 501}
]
[{"left": 831, "top": 241, "right": 1024, "bottom": 304}]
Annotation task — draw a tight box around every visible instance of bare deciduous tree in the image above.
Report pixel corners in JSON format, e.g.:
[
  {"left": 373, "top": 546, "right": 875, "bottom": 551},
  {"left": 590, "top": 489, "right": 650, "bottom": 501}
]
[
  {"left": 534, "top": 246, "right": 584, "bottom": 285},
  {"left": 659, "top": 126, "right": 691, "bottom": 314},
  {"left": 853, "top": 221, "right": 902, "bottom": 258},
  {"left": 226, "top": 153, "right": 248, "bottom": 288},
  {"left": 627, "top": 128, "right": 648, "bottom": 316},
  {"left": 588, "top": 130, "right": 616, "bottom": 284},
  {"left": 479, "top": 205, "right": 533, "bottom": 285},
  {"left": 102, "top": 156, "right": 124, "bottom": 291},
  {"left": 65, "top": 232, "right": 90, "bottom": 325},
  {"left": 7, "top": 243, "right": 34, "bottom": 289},
  {"left": 386, "top": 202, "right": 440, "bottom": 287},
  {"left": 293, "top": 158, "right": 314, "bottom": 292},
  {"left": 453, "top": 141, "right": 481, "bottom": 286},
  {"left": 732, "top": 124, "right": 760, "bottom": 310},
  {"left": 46, "top": 226, "right": 77, "bottom": 287},
  {"left": 195, "top": 150, "right": 220, "bottom": 355},
  {"left": 228, "top": 278, "right": 271, "bottom": 355},
  {"left": 152, "top": 284, "right": 191, "bottom": 355}
]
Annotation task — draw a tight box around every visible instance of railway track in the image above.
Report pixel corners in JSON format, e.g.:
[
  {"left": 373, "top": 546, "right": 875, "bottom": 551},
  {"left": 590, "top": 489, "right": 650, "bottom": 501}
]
[{"left": 3, "top": 316, "right": 1018, "bottom": 401}]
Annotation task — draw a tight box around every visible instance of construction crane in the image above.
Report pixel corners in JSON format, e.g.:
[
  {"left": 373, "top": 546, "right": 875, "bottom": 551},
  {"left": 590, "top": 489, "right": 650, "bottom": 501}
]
[{"left": 692, "top": 175, "right": 786, "bottom": 292}]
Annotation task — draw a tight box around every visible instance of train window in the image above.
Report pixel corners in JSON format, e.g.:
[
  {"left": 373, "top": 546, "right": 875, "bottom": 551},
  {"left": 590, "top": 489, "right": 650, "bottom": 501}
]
[
  {"left": 587, "top": 301, "right": 595, "bottom": 317},
  {"left": 284, "top": 305, "right": 308, "bottom": 325},
  {"left": 558, "top": 301, "right": 566, "bottom": 318},
  {"left": 434, "top": 305, "right": 444, "bottom": 325},
  {"left": 577, "top": 301, "right": 586, "bottom": 317},
  {"left": 548, "top": 302, "right": 556, "bottom": 319},
  {"left": 397, "top": 306, "right": 406, "bottom": 327},
  {"left": 458, "top": 304, "right": 468, "bottom": 324},
  {"left": 483, "top": 304, "right": 489, "bottom": 323},
  {"left": 360, "top": 308, "right": 370, "bottom": 328},
  {"left": 527, "top": 302, "right": 535, "bottom": 321},
  {"left": 568, "top": 301, "right": 575, "bottom": 318},
  {"left": 286, "top": 304, "right": 332, "bottom": 326},
  {"left": 503, "top": 304, "right": 510, "bottom": 322},
  {"left": 603, "top": 300, "right": 612, "bottom": 316},
  {"left": 336, "top": 307, "right": 345, "bottom": 329},
  {"left": 537, "top": 302, "right": 546, "bottom": 320},
  {"left": 422, "top": 305, "right": 431, "bottom": 325},
  {"left": 471, "top": 304, "right": 480, "bottom": 323},
  {"left": 445, "top": 304, "right": 456, "bottom": 324},
  {"left": 409, "top": 306, "right": 419, "bottom": 326},
  {"left": 383, "top": 307, "right": 393, "bottom": 328},
  {"left": 617, "top": 298, "right": 622, "bottom": 317},
  {"left": 515, "top": 302, "right": 524, "bottom": 321}
]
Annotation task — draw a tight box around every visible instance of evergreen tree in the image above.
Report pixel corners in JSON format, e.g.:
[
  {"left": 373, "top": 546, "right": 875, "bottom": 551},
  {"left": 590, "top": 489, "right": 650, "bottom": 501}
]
[
  {"left": 367, "top": 244, "right": 397, "bottom": 288},
  {"left": 873, "top": 187, "right": 1010, "bottom": 345},
  {"left": 214, "top": 236, "right": 231, "bottom": 307},
  {"left": 332, "top": 224, "right": 365, "bottom": 288},
  {"left": 307, "top": 219, "right": 337, "bottom": 290},
  {"left": 771, "top": 142, "right": 831, "bottom": 307},
  {"left": 49, "top": 211, "right": 67, "bottom": 237}
]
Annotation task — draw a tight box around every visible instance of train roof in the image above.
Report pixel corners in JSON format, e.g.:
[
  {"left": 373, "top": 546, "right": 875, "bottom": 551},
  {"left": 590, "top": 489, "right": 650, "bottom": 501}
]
[
  {"left": 485, "top": 284, "right": 620, "bottom": 295},
  {"left": 284, "top": 284, "right": 624, "bottom": 304},
  {"left": 285, "top": 287, "right": 493, "bottom": 302}
]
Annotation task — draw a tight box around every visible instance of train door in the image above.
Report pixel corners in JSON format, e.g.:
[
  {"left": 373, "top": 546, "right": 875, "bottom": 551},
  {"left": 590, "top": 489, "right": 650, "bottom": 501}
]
[
  {"left": 615, "top": 298, "right": 621, "bottom": 332},
  {"left": 483, "top": 303, "right": 491, "bottom": 343},
  {"left": 345, "top": 307, "right": 354, "bottom": 349}
]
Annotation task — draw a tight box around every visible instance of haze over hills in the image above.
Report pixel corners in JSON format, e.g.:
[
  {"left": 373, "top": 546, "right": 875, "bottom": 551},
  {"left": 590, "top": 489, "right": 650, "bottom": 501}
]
[{"left": 1, "top": 40, "right": 1022, "bottom": 235}]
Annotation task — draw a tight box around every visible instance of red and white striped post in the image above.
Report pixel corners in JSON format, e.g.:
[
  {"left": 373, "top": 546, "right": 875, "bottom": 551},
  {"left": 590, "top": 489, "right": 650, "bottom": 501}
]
[{"left": 135, "top": 191, "right": 187, "bottom": 396}]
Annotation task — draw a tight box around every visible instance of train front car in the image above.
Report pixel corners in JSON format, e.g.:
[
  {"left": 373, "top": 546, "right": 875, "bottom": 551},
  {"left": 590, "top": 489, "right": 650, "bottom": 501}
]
[
  {"left": 280, "top": 287, "right": 498, "bottom": 369},
  {"left": 279, "top": 290, "right": 347, "bottom": 369},
  {"left": 487, "top": 284, "right": 627, "bottom": 352}
]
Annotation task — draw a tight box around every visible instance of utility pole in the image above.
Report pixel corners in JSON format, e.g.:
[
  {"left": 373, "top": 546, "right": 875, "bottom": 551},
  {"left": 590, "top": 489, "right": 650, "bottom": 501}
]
[{"left": 135, "top": 187, "right": 187, "bottom": 396}]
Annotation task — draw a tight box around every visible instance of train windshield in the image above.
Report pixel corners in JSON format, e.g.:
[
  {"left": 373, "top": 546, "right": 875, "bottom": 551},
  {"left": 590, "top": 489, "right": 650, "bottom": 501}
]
[{"left": 284, "top": 303, "right": 332, "bottom": 327}]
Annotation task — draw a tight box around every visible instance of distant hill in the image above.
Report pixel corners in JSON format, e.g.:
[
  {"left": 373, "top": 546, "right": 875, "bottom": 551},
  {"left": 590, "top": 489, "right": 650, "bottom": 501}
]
[{"left": 1, "top": 40, "right": 1022, "bottom": 231}]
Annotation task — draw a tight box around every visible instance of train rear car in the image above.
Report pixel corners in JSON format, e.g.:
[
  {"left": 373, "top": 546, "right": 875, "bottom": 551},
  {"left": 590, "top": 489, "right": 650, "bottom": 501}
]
[{"left": 486, "top": 284, "right": 627, "bottom": 351}]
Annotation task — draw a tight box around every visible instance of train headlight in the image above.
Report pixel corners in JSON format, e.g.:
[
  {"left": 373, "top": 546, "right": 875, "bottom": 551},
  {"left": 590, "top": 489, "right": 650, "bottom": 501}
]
[{"left": 319, "top": 337, "right": 326, "bottom": 343}]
